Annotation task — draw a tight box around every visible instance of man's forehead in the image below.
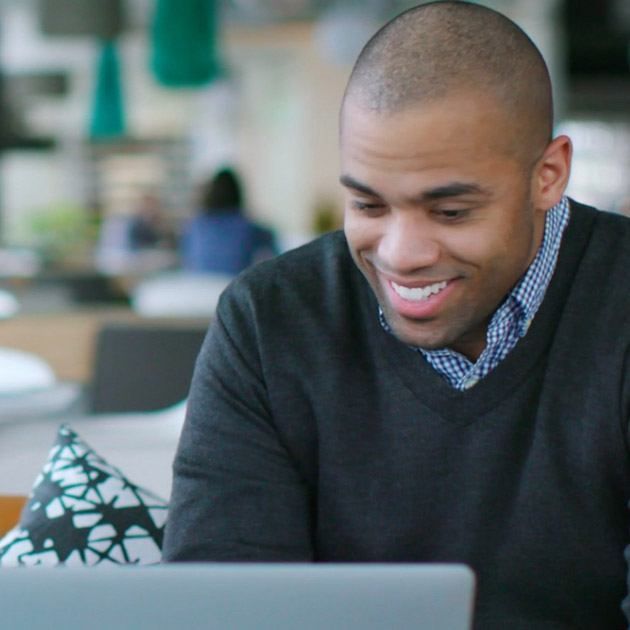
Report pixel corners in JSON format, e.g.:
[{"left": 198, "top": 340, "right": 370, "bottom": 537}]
[
  {"left": 339, "top": 91, "right": 525, "bottom": 167},
  {"left": 341, "top": 89, "right": 506, "bottom": 128},
  {"left": 342, "top": 94, "right": 508, "bottom": 145}
]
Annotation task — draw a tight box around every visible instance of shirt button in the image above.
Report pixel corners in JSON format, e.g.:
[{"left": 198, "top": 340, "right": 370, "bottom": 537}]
[{"left": 463, "top": 376, "right": 479, "bottom": 389}]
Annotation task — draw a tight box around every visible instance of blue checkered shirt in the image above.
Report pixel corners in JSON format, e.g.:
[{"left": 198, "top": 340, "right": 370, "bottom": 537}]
[{"left": 379, "top": 196, "right": 570, "bottom": 390}]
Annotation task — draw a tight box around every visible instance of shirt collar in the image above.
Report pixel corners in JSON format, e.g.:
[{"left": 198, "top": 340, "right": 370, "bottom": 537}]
[
  {"left": 504, "top": 196, "right": 570, "bottom": 336},
  {"left": 377, "top": 196, "right": 571, "bottom": 388}
]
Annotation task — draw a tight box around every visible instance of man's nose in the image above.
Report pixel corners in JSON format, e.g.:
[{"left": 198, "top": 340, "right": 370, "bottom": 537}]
[{"left": 377, "top": 212, "right": 440, "bottom": 273}]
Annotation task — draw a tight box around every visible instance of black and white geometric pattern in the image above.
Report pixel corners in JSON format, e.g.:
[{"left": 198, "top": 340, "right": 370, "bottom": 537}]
[{"left": 0, "top": 425, "right": 168, "bottom": 566}]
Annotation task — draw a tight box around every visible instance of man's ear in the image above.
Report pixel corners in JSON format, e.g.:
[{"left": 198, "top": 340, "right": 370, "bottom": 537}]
[{"left": 531, "top": 135, "right": 572, "bottom": 211}]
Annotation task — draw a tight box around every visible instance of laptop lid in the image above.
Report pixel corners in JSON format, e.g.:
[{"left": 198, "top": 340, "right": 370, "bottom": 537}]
[{"left": 0, "top": 562, "right": 475, "bottom": 630}]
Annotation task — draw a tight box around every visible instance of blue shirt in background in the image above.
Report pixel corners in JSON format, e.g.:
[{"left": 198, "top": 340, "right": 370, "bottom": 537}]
[{"left": 181, "top": 211, "right": 278, "bottom": 275}]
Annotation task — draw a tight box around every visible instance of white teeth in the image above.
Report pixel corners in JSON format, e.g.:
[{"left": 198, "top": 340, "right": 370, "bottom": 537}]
[{"left": 392, "top": 280, "right": 448, "bottom": 301}]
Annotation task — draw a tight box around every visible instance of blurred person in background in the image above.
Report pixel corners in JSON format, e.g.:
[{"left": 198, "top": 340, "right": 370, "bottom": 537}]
[
  {"left": 95, "top": 191, "right": 176, "bottom": 275},
  {"left": 128, "top": 192, "right": 174, "bottom": 251},
  {"left": 180, "top": 168, "right": 278, "bottom": 275}
]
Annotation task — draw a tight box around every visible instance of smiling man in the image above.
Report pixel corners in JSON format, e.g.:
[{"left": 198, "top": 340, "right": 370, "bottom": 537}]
[
  {"left": 341, "top": 94, "right": 563, "bottom": 364},
  {"left": 163, "top": 2, "right": 630, "bottom": 628}
]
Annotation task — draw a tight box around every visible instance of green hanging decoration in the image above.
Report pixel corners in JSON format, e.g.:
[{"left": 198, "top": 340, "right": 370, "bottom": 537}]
[
  {"left": 89, "top": 40, "right": 126, "bottom": 140},
  {"left": 150, "top": 0, "right": 222, "bottom": 88}
]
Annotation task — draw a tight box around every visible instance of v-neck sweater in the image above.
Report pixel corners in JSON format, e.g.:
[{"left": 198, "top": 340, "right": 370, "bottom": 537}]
[{"left": 164, "top": 199, "right": 630, "bottom": 629}]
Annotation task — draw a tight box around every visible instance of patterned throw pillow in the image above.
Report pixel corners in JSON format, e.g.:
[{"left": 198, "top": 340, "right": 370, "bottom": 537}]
[{"left": 0, "top": 425, "right": 168, "bottom": 566}]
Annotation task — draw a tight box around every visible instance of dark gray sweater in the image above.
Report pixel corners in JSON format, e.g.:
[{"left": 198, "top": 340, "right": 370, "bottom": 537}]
[{"left": 163, "top": 200, "right": 630, "bottom": 629}]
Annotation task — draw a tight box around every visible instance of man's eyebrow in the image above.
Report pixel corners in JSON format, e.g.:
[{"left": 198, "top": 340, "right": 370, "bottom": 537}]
[
  {"left": 419, "top": 183, "right": 488, "bottom": 201},
  {"left": 339, "top": 176, "right": 490, "bottom": 202},
  {"left": 339, "top": 175, "right": 381, "bottom": 197}
]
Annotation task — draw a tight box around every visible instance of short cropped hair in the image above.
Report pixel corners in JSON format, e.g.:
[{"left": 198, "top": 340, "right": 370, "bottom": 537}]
[{"left": 343, "top": 1, "right": 553, "bottom": 160}]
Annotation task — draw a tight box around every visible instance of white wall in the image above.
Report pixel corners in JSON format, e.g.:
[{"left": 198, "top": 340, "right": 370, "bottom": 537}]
[{"left": 226, "top": 23, "right": 350, "bottom": 238}]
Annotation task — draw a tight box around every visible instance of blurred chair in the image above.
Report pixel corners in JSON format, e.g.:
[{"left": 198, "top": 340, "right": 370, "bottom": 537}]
[{"left": 89, "top": 321, "right": 207, "bottom": 413}]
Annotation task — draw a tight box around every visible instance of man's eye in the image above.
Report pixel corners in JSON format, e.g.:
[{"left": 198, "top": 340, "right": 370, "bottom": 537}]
[
  {"left": 352, "top": 200, "right": 384, "bottom": 213},
  {"left": 435, "top": 208, "right": 469, "bottom": 220}
]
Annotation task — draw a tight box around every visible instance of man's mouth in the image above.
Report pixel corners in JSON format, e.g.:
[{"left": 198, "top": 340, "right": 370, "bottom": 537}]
[{"left": 391, "top": 280, "right": 448, "bottom": 302}]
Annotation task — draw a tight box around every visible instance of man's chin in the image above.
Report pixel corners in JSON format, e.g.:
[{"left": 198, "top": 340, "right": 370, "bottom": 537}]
[
  {"left": 386, "top": 311, "right": 486, "bottom": 360},
  {"left": 396, "top": 334, "right": 448, "bottom": 351},
  {"left": 385, "top": 315, "right": 450, "bottom": 351}
]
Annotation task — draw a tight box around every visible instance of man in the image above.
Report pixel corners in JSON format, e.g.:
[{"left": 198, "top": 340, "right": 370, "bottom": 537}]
[{"left": 163, "top": 2, "right": 630, "bottom": 627}]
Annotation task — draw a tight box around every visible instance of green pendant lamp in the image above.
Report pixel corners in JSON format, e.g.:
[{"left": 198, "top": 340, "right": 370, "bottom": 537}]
[
  {"left": 150, "top": 0, "right": 222, "bottom": 87},
  {"left": 89, "top": 40, "right": 126, "bottom": 139}
]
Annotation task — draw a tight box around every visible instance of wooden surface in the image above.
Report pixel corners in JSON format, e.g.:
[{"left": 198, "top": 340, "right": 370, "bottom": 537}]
[
  {"left": 0, "top": 308, "right": 209, "bottom": 382},
  {"left": 0, "top": 495, "right": 27, "bottom": 536}
]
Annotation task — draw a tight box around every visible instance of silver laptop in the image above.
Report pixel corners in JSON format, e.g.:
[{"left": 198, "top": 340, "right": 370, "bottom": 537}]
[{"left": 0, "top": 563, "right": 475, "bottom": 630}]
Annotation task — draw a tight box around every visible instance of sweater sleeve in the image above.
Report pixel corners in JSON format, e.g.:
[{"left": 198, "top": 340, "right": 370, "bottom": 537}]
[
  {"left": 162, "top": 286, "right": 314, "bottom": 562},
  {"left": 622, "top": 341, "right": 630, "bottom": 624}
]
